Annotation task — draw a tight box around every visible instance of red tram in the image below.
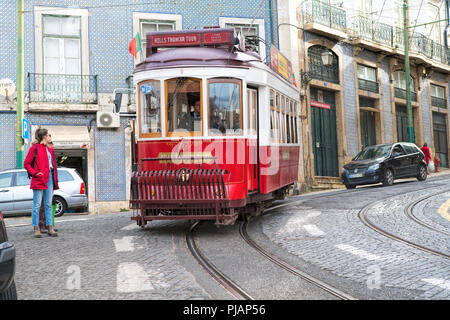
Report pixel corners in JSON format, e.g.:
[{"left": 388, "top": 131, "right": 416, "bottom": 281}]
[{"left": 130, "top": 28, "right": 300, "bottom": 226}]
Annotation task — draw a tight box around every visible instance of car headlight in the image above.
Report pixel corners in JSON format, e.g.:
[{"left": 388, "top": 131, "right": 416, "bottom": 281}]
[
  {"left": 341, "top": 167, "right": 347, "bottom": 174},
  {"left": 368, "top": 164, "right": 380, "bottom": 171}
]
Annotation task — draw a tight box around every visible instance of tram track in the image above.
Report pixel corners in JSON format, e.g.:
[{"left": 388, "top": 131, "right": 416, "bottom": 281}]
[
  {"left": 186, "top": 221, "right": 255, "bottom": 300},
  {"left": 358, "top": 188, "right": 450, "bottom": 260},
  {"left": 238, "top": 220, "right": 357, "bottom": 300},
  {"left": 404, "top": 190, "right": 450, "bottom": 237},
  {"left": 186, "top": 180, "right": 450, "bottom": 300},
  {"left": 186, "top": 190, "right": 363, "bottom": 300}
]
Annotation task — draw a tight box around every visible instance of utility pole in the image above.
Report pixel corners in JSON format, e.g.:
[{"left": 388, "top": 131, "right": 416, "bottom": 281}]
[
  {"left": 403, "top": 0, "right": 414, "bottom": 143},
  {"left": 16, "top": 0, "right": 24, "bottom": 168}
]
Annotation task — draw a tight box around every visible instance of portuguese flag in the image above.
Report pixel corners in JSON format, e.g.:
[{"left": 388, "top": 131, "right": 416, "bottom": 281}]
[{"left": 128, "top": 32, "right": 142, "bottom": 58}]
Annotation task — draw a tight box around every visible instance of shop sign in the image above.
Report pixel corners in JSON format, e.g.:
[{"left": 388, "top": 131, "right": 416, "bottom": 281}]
[
  {"left": 270, "top": 46, "right": 294, "bottom": 85},
  {"left": 311, "top": 101, "right": 331, "bottom": 110}
]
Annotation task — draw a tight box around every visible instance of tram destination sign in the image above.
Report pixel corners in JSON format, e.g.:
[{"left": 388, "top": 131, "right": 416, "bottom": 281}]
[{"left": 146, "top": 28, "right": 235, "bottom": 57}]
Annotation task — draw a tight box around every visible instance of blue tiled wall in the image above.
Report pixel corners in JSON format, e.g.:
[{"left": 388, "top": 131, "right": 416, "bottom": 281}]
[
  {"left": 0, "top": 112, "right": 17, "bottom": 171},
  {"left": 94, "top": 119, "right": 128, "bottom": 201},
  {"left": 0, "top": 112, "right": 128, "bottom": 201},
  {"left": 1, "top": 0, "right": 279, "bottom": 93}
]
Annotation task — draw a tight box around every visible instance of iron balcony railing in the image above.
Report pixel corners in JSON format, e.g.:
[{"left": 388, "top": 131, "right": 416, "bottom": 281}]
[
  {"left": 431, "top": 96, "right": 447, "bottom": 108},
  {"left": 394, "top": 87, "right": 417, "bottom": 102},
  {"left": 394, "top": 27, "right": 449, "bottom": 65},
  {"left": 353, "top": 16, "right": 393, "bottom": 47},
  {"left": 27, "top": 73, "right": 98, "bottom": 104},
  {"left": 358, "top": 78, "right": 379, "bottom": 93},
  {"left": 302, "top": 0, "right": 346, "bottom": 33}
]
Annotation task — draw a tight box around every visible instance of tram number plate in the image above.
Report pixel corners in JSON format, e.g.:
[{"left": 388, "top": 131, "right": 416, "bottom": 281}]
[{"left": 349, "top": 173, "right": 363, "bottom": 178}]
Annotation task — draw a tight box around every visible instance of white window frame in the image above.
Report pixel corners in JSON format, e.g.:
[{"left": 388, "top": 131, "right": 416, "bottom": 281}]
[
  {"left": 430, "top": 84, "right": 445, "bottom": 98},
  {"left": 355, "top": 0, "right": 373, "bottom": 18},
  {"left": 393, "top": 71, "right": 415, "bottom": 92},
  {"left": 34, "top": 7, "right": 89, "bottom": 76},
  {"left": 132, "top": 12, "right": 182, "bottom": 65},
  {"left": 427, "top": 2, "right": 442, "bottom": 44},
  {"left": 357, "top": 64, "right": 377, "bottom": 82},
  {"left": 219, "top": 17, "right": 266, "bottom": 57}
]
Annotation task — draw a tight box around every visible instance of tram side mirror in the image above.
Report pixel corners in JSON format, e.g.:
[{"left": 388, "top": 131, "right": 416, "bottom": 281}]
[{"left": 113, "top": 92, "right": 123, "bottom": 114}]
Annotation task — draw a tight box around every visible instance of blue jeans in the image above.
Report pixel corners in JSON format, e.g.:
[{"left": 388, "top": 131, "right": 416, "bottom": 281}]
[{"left": 32, "top": 170, "right": 54, "bottom": 227}]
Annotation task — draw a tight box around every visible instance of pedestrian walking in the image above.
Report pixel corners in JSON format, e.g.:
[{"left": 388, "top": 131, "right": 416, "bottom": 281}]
[
  {"left": 420, "top": 142, "right": 432, "bottom": 173},
  {"left": 24, "top": 128, "right": 59, "bottom": 238}
]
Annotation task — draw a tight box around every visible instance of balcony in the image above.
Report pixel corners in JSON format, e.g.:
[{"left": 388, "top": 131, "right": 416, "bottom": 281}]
[
  {"left": 431, "top": 96, "right": 447, "bottom": 108},
  {"left": 27, "top": 73, "right": 98, "bottom": 105},
  {"left": 353, "top": 16, "right": 393, "bottom": 48},
  {"left": 302, "top": 0, "right": 347, "bottom": 40},
  {"left": 358, "top": 78, "right": 379, "bottom": 93},
  {"left": 394, "top": 87, "right": 417, "bottom": 102}
]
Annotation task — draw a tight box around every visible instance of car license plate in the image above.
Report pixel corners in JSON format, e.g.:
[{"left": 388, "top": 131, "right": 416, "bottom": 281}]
[{"left": 349, "top": 173, "right": 363, "bottom": 178}]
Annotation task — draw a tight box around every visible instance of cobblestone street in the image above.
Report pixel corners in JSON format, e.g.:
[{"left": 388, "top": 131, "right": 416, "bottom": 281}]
[{"left": 4, "top": 175, "right": 450, "bottom": 300}]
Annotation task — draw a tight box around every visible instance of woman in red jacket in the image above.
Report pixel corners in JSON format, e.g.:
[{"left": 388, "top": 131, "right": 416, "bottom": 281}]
[
  {"left": 420, "top": 142, "right": 432, "bottom": 173},
  {"left": 24, "top": 128, "right": 59, "bottom": 238}
]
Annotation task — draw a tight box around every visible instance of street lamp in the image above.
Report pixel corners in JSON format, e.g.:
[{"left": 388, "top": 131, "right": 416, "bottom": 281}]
[{"left": 321, "top": 50, "right": 334, "bottom": 66}]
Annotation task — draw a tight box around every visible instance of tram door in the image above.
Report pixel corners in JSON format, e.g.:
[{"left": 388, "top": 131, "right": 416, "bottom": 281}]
[
  {"left": 247, "top": 88, "right": 258, "bottom": 191},
  {"left": 310, "top": 88, "right": 339, "bottom": 177},
  {"left": 433, "top": 112, "right": 448, "bottom": 168}
]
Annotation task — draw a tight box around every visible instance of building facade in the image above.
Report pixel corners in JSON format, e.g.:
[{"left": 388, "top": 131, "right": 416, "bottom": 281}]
[
  {"left": 0, "top": 0, "right": 281, "bottom": 213},
  {"left": 296, "top": 0, "right": 450, "bottom": 187}
]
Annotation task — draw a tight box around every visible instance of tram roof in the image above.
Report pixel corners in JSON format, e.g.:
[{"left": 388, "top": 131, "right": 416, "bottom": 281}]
[{"left": 134, "top": 47, "right": 265, "bottom": 72}]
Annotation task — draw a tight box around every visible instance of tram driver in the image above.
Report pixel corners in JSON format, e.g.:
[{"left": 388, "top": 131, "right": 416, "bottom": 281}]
[{"left": 187, "top": 100, "right": 201, "bottom": 131}]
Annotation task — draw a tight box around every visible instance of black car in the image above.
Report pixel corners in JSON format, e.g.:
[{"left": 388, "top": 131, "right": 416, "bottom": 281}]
[
  {"left": 341, "top": 142, "right": 428, "bottom": 189},
  {"left": 0, "top": 210, "right": 16, "bottom": 300}
]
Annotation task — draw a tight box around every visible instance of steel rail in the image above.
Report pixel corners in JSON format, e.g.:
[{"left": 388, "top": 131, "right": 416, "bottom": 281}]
[
  {"left": 186, "top": 221, "right": 254, "bottom": 300},
  {"left": 239, "top": 221, "right": 357, "bottom": 300},
  {"left": 404, "top": 189, "right": 450, "bottom": 237},
  {"left": 358, "top": 188, "right": 450, "bottom": 260}
]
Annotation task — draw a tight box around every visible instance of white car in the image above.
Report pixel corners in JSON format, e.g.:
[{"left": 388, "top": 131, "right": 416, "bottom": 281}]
[{"left": 0, "top": 167, "right": 88, "bottom": 217}]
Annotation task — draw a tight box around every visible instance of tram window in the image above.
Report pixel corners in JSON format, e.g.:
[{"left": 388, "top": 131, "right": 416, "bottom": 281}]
[
  {"left": 248, "top": 89, "right": 257, "bottom": 136},
  {"left": 139, "top": 80, "right": 161, "bottom": 136},
  {"left": 294, "top": 117, "right": 298, "bottom": 144},
  {"left": 270, "top": 110, "right": 275, "bottom": 140},
  {"left": 270, "top": 90, "right": 274, "bottom": 108},
  {"left": 277, "top": 111, "right": 282, "bottom": 143},
  {"left": 286, "top": 114, "right": 291, "bottom": 144},
  {"left": 166, "top": 77, "right": 202, "bottom": 135},
  {"left": 290, "top": 115, "right": 295, "bottom": 144},
  {"left": 281, "top": 97, "right": 287, "bottom": 143},
  {"left": 270, "top": 90, "right": 275, "bottom": 141},
  {"left": 208, "top": 79, "right": 242, "bottom": 136}
]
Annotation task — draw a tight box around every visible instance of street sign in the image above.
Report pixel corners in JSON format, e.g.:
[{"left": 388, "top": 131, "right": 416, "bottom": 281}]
[
  {"left": 0, "top": 79, "right": 15, "bottom": 97},
  {"left": 22, "top": 118, "right": 30, "bottom": 141}
]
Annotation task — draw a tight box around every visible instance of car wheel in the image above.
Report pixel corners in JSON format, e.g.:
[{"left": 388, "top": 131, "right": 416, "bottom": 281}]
[
  {"left": 383, "top": 169, "right": 394, "bottom": 186},
  {"left": 0, "top": 280, "right": 17, "bottom": 300},
  {"left": 417, "top": 164, "right": 427, "bottom": 181},
  {"left": 345, "top": 184, "right": 356, "bottom": 189},
  {"left": 53, "top": 196, "right": 67, "bottom": 217}
]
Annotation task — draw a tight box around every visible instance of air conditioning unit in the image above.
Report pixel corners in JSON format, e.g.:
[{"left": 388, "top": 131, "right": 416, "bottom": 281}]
[{"left": 97, "top": 111, "right": 120, "bottom": 129}]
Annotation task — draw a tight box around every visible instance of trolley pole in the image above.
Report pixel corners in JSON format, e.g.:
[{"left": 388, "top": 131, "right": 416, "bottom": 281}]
[
  {"left": 403, "top": 0, "right": 414, "bottom": 143},
  {"left": 16, "top": 0, "right": 24, "bottom": 168}
]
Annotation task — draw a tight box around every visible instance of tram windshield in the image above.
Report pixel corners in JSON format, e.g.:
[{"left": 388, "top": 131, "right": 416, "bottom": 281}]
[
  {"left": 139, "top": 80, "right": 161, "bottom": 135},
  {"left": 166, "top": 77, "right": 202, "bottom": 135},
  {"left": 208, "top": 79, "right": 242, "bottom": 135}
]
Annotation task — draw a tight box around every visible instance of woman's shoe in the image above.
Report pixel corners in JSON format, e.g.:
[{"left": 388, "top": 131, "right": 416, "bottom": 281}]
[
  {"left": 47, "top": 225, "right": 58, "bottom": 237},
  {"left": 34, "top": 227, "right": 42, "bottom": 238}
]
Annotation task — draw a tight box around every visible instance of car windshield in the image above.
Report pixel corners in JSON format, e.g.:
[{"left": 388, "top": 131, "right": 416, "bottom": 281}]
[{"left": 353, "top": 145, "right": 391, "bottom": 161}]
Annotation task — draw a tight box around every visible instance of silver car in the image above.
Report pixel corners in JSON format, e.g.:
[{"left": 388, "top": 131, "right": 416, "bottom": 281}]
[{"left": 0, "top": 167, "right": 88, "bottom": 217}]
